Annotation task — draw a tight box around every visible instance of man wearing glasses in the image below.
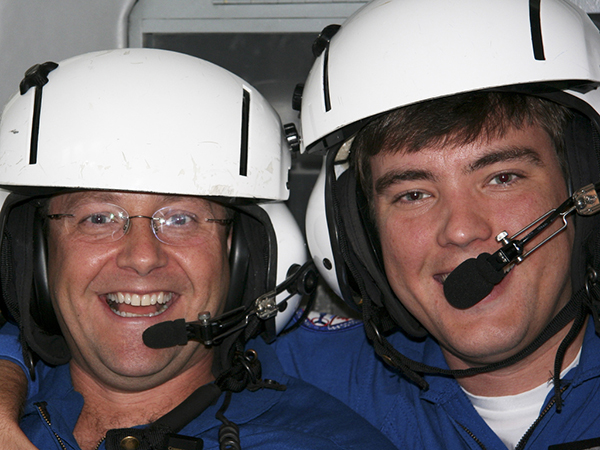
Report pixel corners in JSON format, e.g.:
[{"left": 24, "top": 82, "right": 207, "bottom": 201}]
[{"left": 0, "top": 48, "right": 395, "bottom": 450}]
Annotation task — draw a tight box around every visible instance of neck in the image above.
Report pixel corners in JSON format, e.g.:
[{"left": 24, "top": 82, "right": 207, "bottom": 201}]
[
  {"left": 445, "top": 320, "right": 586, "bottom": 397},
  {"left": 70, "top": 358, "right": 215, "bottom": 450}
]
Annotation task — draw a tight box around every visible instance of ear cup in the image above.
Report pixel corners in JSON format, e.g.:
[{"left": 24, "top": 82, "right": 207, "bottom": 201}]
[
  {"left": 0, "top": 195, "right": 70, "bottom": 365},
  {"left": 562, "top": 111, "right": 600, "bottom": 293},
  {"left": 31, "top": 212, "right": 62, "bottom": 336}
]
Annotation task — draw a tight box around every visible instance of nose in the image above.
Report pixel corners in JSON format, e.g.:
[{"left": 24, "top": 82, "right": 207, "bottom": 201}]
[
  {"left": 436, "top": 193, "right": 493, "bottom": 248},
  {"left": 116, "top": 218, "right": 168, "bottom": 276}
]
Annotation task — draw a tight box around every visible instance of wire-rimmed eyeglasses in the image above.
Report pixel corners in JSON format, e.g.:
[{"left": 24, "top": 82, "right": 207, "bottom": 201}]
[{"left": 47, "top": 202, "right": 233, "bottom": 246}]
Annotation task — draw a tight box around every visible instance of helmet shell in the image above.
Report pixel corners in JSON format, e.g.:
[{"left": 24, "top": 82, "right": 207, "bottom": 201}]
[
  {"left": 301, "top": 0, "right": 600, "bottom": 153},
  {"left": 0, "top": 49, "right": 290, "bottom": 201}
]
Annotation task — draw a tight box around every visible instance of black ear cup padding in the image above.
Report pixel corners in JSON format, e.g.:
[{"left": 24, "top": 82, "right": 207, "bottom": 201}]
[
  {"left": 334, "top": 168, "right": 426, "bottom": 338},
  {"left": 0, "top": 195, "right": 69, "bottom": 365},
  {"left": 563, "top": 112, "right": 600, "bottom": 293},
  {"left": 0, "top": 194, "right": 31, "bottom": 326},
  {"left": 32, "top": 213, "right": 62, "bottom": 336},
  {"left": 222, "top": 207, "right": 274, "bottom": 314},
  {"left": 0, "top": 230, "right": 19, "bottom": 325},
  {"left": 212, "top": 205, "right": 275, "bottom": 374},
  {"left": 224, "top": 212, "right": 250, "bottom": 315}
]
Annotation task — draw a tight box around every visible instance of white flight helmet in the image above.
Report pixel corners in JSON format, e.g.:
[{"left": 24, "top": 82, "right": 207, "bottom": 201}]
[
  {"left": 0, "top": 48, "right": 309, "bottom": 368},
  {"left": 300, "top": 0, "right": 600, "bottom": 336}
]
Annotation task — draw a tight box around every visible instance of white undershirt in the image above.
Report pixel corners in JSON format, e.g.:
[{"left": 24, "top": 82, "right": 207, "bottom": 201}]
[{"left": 462, "top": 348, "right": 581, "bottom": 450}]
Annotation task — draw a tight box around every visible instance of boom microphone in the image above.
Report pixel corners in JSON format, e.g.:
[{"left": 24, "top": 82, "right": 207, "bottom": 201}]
[
  {"left": 143, "top": 318, "right": 188, "bottom": 349},
  {"left": 443, "top": 253, "right": 505, "bottom": 309}
]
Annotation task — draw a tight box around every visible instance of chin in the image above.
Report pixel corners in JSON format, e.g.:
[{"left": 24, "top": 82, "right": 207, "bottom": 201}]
[{"left": 445, "top": 325, "right": 531, "bottom": 366}]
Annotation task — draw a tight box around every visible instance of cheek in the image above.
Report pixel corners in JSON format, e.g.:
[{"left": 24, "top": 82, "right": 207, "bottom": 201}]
[
  {"left": 46, "top": 244, "right": 96, "bottom": 327},
  {"left": 204, "top": 240, "right": 231, "bottom": 315},
  {"left": 47, "top": 237, "right": 101, "bottom": 293},
  {"left": 185, "top": 234, "right": 231, "bottom": 293},
  {"left": 46, "top": 234, "right": 70, "bottom": 295},
  {"left": 205, "top": 231, "right": 230, "bottom": 268},
  {"left": 377, "top": 220, "right": 435, "bottom": 323},
  {"left": 211, "top": 238, "right": 231, "bottom": 286},
  {"left": 45, "top": 237, "right": 90, "bottom": 332},
  {"left": 377, "top": 212, "right": 432, "bottom": 274}
]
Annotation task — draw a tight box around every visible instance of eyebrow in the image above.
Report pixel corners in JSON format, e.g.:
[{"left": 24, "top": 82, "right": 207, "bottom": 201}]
[
  {"left": 50, "top": 191, "right": 116, "bottom": 211},
  {"left": 374, "top": 146, "right": 545, "bottom": 196},
  {"left": 51, "top": 192, "right": 190, "bottom": 211},
  {"left": 375, "top": 169, "right": 436, "bottom": 195},
  {"left": 465, "top": 146, "right": 544, "bottom": 173}
]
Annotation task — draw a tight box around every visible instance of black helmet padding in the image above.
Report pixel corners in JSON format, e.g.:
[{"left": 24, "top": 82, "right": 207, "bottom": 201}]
[{"left": 0, "top": 194, "right": 70, "bottom": 365}]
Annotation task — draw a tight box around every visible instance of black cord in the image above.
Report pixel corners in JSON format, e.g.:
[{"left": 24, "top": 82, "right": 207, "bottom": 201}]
[
  {"left": 279, "top": 289, "right": 317, "bottom": 337},
  {"left": 216, "top": 391, "right": 241, "bottom": 450}
]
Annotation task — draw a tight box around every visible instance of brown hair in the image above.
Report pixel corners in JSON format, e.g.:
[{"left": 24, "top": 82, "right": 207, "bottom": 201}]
[{"left": 350, "top": 91, "right": 572, "bottom": 202}]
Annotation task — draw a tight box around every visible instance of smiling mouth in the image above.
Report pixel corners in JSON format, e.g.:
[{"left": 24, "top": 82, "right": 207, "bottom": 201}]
[{"left": 106, "top": 292, "right": 173, "bottom": 318}]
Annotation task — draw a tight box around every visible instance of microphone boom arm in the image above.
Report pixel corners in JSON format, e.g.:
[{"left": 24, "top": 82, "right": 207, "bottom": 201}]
[
  {"left": 489, "top": 182, "right": 600, "bottom": 272},
  {"left": 152, "top": 261, "right": 318, "bottom": 347},
  {"left": 186, "top": 290, "right": 299, "bottom": 346}
]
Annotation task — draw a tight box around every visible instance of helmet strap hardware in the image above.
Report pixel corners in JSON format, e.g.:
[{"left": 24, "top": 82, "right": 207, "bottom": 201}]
[{"left": 19, "top": 62, "right": 59, "bottom": 165}]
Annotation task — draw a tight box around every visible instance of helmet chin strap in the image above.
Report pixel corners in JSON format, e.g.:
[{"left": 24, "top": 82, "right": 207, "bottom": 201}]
[{"left": 361, "top": 278, "right": 592, "bottom": 411}]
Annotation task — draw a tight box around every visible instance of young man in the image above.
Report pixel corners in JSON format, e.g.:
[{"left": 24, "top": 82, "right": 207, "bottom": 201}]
[
  {"left": 0, "top": 48, "right": 396, "bottom": 449},
  {"left": 273, "top": 0, "right": 600, "bottom": 448}
]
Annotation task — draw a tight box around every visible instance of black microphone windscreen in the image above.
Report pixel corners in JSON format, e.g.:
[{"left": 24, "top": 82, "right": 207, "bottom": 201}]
[
  {"left": 443, "top": 253, "right": 501, "bottom": 310},
  {"left": 142, "top": 318, "right": 188, "bottom": 349}
]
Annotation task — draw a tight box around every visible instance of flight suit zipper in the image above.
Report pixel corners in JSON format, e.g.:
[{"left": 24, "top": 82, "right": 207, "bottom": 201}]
[
  {"left": 459, "top": 423, "right": 487, "bottom": 449},
  {"left": 35, "top": 401, "right": 67, "bottom": 450},
  {"left": 35, "top": 401, "right": 107, "bottom": 450},
  {"left": 514, "top": 384, "right": 569, "bottom": 450},
  {"left": 94, "top": 436, "right": 106, "bottom": 450},
  {"left": 458, "top": 384, "right": 569, "bottom": 450}
]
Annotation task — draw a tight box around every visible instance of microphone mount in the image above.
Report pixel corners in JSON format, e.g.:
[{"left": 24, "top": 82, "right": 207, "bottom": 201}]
[
  {"left": 186, "top": 291, "right": 282, "bottom": 347},
  {"left": 486, "top": 182, "right": 600, "bottom": 274}
]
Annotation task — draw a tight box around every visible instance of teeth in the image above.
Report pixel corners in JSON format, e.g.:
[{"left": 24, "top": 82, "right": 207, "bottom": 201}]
[
  {"left": 440, "top": 273, "right": 450, "bottom": 284},
  {"left": 106, "top": 292, "right": 173, "bottom": 318},
  {"left": 107, "top": 292, "right": 172, "bottom": 306},
  {"left": 110, "top": 304, "right": 170, "bottom": 318}
]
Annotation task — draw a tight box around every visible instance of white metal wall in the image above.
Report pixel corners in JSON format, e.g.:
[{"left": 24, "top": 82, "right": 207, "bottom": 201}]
[
  {"left": 0, "top": 0, "right": 135, "bottom": 109},
  {"left": 577, "top": 0, "right": 600, "bottom": 10}
]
